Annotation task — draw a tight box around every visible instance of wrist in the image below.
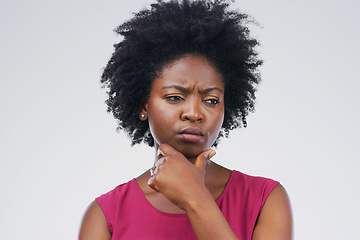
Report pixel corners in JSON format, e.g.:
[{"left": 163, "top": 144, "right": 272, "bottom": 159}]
[{"left": 181, "top": 187, "right": 214, "bottom": 213}]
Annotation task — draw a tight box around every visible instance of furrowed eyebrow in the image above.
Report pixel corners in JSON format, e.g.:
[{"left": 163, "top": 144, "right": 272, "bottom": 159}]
[
  {"left": 161, "top": 85, "right": 186, "bottom": 91},
  {"left": 202, "top": 87, "right": 224, "bottom": 94},
  {"left": 162, "top": 85, "right": 224, "bottom": 94}
]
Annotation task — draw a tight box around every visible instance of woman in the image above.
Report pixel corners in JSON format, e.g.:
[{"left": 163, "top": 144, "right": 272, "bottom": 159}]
[{"left": 79, "top": 0, "right": 292, "bottom": 239}]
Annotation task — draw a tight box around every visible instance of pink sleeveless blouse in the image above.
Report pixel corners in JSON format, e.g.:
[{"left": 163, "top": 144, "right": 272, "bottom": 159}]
[{"left": 96, "top": 170, "right": 278, "bottom": 240}]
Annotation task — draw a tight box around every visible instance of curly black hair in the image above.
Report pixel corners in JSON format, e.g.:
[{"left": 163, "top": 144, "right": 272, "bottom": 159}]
[{"left": 101, "top": 0, "right": 262, "bottom": 147}]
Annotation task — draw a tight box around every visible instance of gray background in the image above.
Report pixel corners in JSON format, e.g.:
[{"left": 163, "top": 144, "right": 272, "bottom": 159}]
[{"left": 1, "top": 0, "right": 359, "bottom": 239}]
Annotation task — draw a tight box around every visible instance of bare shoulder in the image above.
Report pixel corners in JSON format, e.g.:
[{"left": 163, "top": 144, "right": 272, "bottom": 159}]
[
  {"left": 79, "top": 200, "right": 111, "bottom": 240},
  {"left": 252, "top": 184, "right": 293, "bottom": 240}
]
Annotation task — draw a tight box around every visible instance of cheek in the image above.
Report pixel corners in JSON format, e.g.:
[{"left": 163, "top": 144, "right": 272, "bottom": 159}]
[
  {"left": 148, "top": 100, "right": 172, "bottom": 124},
  {"left": 207, "top": 107, "right": 225, "bottom": 142},
  {"left": 147, "top": 100, "right": 175, "bottom": 140},
  {"left": 213, "top": 105, "right": 225, "bottom": 129}
]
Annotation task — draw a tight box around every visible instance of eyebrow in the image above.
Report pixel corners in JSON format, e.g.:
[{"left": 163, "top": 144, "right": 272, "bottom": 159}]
[{"left": 162, "top": 85, "right": 224, "bottom": 94}]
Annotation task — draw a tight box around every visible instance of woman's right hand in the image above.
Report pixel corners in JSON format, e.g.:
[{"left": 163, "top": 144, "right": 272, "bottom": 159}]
[{"left": 147, "top": 143, "right": 215, "bottom": 210}]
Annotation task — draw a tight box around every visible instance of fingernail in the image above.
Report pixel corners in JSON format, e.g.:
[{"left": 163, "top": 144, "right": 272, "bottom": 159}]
[
  {"left": 157, "top": 148, "right": 163, "bottom": 158},
  {"left": 208, "top": 150, "right": 216, "bottom": 159}
]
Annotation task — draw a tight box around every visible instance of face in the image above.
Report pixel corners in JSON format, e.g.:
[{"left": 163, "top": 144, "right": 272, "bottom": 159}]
[{"left": 142, "top": 55, "right": 225, "bottom": 160}]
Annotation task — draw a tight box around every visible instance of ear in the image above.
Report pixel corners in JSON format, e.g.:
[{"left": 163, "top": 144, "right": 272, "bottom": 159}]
[{"left": 138, "top": 98, "right": 148, "bottom": 121}]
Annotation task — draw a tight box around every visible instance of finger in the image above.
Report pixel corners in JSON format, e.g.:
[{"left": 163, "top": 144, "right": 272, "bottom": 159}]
[
  {"left": 157, "top": 144, "right": 176, "bottom": 157},
  {"left": 148, "top": 176, "right": 159, "bottom": 192},
  {"left": 194, "top": 149, "right": 216, "bottom": 173},
  {"left": 155, "top": 157, "right": 165, "bottom": 168},
  {"left": 152, "top": 156, "right": 165, "bottom": 175},
  {"left": 150, "top": 165, "right": 156, "bottom": 176}
]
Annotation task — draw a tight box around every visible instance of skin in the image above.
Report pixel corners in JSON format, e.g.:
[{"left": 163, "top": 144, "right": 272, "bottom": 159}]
[{"left": 79, "top": 55, "right": 293, "bottom": 240}]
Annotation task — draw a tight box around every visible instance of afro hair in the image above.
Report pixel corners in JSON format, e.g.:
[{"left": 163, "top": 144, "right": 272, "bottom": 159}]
[{"left": 101, "top": 0, "right": 262, "bottom": 147}]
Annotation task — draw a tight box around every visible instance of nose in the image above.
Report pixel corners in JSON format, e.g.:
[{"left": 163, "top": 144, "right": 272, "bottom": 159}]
[{"left": 181, "top": 98, "right": 204, "bottom": 122}]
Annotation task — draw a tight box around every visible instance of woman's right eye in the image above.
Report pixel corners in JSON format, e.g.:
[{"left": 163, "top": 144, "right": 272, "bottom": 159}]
[{"left": 166, "top": 95, "right": 184, "bottom": 102}]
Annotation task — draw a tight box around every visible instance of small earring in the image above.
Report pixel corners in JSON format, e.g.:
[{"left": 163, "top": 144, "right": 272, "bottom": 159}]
[{"left": 140, "top": 112, "right": 147, "bottom": 120}]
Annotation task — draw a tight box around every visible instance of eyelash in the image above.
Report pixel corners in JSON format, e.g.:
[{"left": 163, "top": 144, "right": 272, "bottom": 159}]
[
  {"left": 204, "top": 98, "right": 220, "bottom": 105},
  {"left": 165, "top": 95, "right": 220, "bottom": 106},
  {"left": 166, "top": 96, "right": 184, "bottom": 102}
]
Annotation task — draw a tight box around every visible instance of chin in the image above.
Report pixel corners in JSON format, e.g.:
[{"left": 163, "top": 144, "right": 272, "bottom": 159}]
[
  {"left": 176, "top": 143, "right": 207, "bottom": 159},
  {"left": 155, "top": 138, "right": 211, "bottom": 159}
]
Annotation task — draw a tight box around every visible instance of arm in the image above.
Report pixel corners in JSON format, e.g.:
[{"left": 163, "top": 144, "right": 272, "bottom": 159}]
[
  {"left": 183, "top": 185, "right": 238, "bottom": 239},
  {"left": 79, "top": 200, "right": 111, "bottom": 240},
  {"left": 252, "top": 184, "right": 293, "bottom": 240}
]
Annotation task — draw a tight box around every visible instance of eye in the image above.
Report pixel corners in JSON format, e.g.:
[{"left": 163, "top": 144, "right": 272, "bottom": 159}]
[
  {"left": 203, "top": 98, "right": 220, "bottom": 106},
  {"left": 165, "top": 95, "right": 184, "bottom": 102}
]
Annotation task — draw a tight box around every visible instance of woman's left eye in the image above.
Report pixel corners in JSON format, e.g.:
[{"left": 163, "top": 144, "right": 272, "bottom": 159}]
[{"left": 203, "top": 98, "right": 220, "bottom": 105}]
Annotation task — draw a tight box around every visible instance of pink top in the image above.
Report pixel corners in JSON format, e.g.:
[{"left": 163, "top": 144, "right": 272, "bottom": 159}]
[{"left": 96, "top": 170, "right": 278, "bottom": 240}]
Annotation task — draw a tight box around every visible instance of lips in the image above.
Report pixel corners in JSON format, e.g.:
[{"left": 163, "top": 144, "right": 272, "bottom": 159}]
[
  {"left": 179, "top": 127, "right": 203, "bottom": 143},
  {"left": 180, "top": 127, "right": 203, "bottom": 135}
]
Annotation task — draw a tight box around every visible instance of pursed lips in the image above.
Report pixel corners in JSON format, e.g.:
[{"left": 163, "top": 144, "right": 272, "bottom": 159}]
[{"left": 179, "top": 127, "right": 203, "bottom": 143}]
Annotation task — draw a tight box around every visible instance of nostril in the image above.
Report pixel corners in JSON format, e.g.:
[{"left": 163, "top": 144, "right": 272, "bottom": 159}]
[{"left": 182, "top": 115, "right": 202, "bottom": 122}]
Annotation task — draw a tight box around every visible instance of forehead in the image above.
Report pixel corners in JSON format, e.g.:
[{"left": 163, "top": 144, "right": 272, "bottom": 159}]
[{"left": 154, "top": 55, "right": 224, "bottom": 89}]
